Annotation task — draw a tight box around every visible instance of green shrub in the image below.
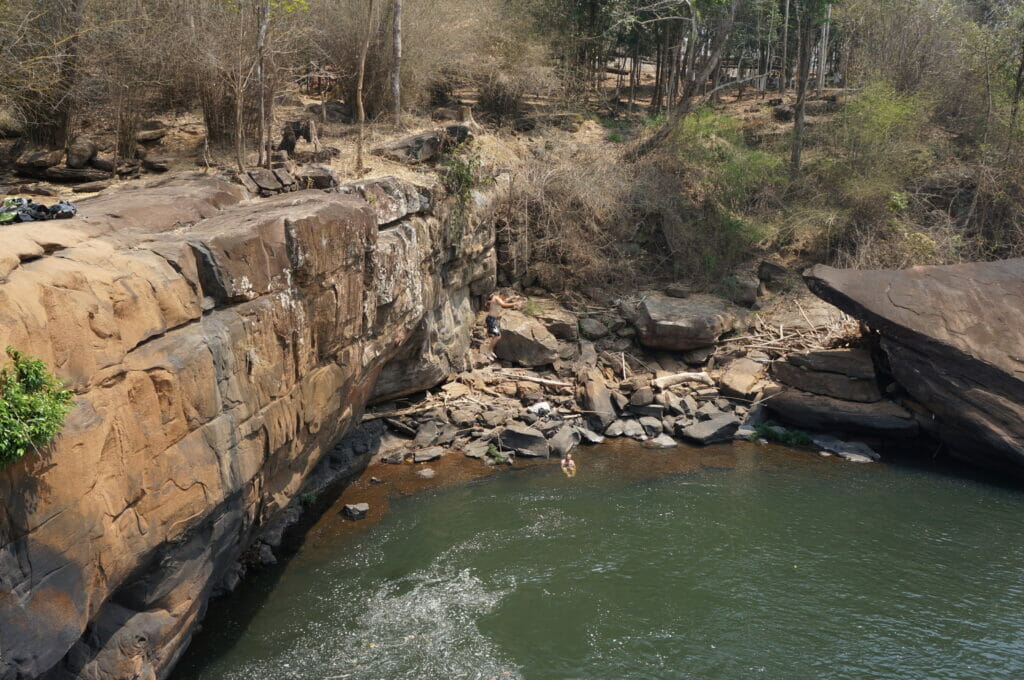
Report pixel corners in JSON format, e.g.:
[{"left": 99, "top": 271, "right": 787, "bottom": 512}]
[
  {"left": 747, "top": 420, "right": 813, "bottom": 447},
  {"left": 0, "top": 347, "right": 74, "bottom": 468}
]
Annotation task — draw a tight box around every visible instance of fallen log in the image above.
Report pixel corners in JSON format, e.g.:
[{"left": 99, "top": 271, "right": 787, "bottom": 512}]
[{"left": 652, "top": 372, "right": 714, "bottom": 390}]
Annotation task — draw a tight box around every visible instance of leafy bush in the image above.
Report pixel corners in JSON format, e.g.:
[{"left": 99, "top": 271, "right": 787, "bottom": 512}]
[
  {"left": 0, "top": 348, "right": 74, "bottom": 468},
  {"left": 747, "top": 421, "right": 813, "bottom": 447}
]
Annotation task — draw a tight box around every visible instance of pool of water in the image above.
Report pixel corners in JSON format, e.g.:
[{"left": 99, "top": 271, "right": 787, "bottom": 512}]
[{"left": 174, "top": 441, "right": 1024, "bottom": 680}]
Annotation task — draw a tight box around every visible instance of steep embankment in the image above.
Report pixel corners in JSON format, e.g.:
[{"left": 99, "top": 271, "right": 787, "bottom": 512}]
[{"left": 0, "top": 174, "right": 497, "bottom": 679}]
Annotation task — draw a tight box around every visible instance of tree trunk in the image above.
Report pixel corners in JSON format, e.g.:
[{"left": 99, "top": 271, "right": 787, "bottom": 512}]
[
  {"left": 392, "top": 0, "right": 402, "bottom": 125},
  {"left": 1009, "top": 30, "right": 1024, "bottom": 149},
  {"left": 27, "top": 0, "right": 85, "bottom": 147},
  {"left": 779, "top": 0, "right": 791, "bottom": 93},
  {"left": 356, "top": 0, "right": 376, "bottom": 174},
  {"left": 790, "top": 7, "right": 815, "bottom": 178},
  {"left": 256, "top": 1, "right": 270, "bottom": 168},
  {"left": 816, "top": 4, "right": 831, "bottom": 93}
]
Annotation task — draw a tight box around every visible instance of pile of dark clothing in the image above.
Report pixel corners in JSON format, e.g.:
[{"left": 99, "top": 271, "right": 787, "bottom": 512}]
[{"left": 0, "top": 197, "right": 77, "bottom": 224}]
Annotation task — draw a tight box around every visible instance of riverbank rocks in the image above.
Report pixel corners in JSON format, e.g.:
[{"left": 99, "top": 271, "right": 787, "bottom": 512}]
[
  {"left": 764, "top": 385, "right": 916, "bottom": 436},
  {"left": 499, "top": 424, "right": 550, "bottom": 458},
  {"left": 719, "top": 358, "right": 767, "bottom": 399},
  {"left": 811, "top": 435, "right": 880, "bottom": 463},
  {"left": 494, "top": 311, "right": 559, "bottom": 366},
  {"left": 414, "top": 447, "right": 444, "bottom": 463},
  {"left": 805, "top": 260, "right": 1024, "bottom": 474},
  {"left": 773, "top": 349, "right": 882, "bottom": 403},
  {"left": 635, "top": 293, "right": 743, "bottom": 351},
  {"left": 680, "top": 414, "right": 741, "bottom": 445}
]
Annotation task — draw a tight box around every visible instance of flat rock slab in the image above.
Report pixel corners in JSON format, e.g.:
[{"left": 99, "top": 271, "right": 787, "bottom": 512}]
[
  {"left": 636, "top": 293, "right": 743, "bottom": 351},
  {"left": 680, "top": 414, "right": 740, "bottom": 445},
  {"left": 806, "top": 261, "right": 1024, "bottom": 473},
  {"left": 499, "top": 424, "right": 550, "bottom": 458},
  {"left": 413, "top": 446, "right": 444, "bottom": 463},
  {"left": 789, "top": 348, "right": 877, "bottom": 379},
  {"left": 765, "top": 385, "right": 917, "bottom": 436},
  {"left": 811, "top": 434, "right": 881, "bottom": 462},
  {"left": 772, "top": 361, "right": 882, "bottom": 403},
  {"left": 643, "top": 433, "right": 679, "bottom": 448}
]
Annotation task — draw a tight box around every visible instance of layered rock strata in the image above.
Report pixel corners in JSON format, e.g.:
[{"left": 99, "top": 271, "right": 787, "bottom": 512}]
[
  {"left": 805, "top": 260, "right": 1024, "bottom": 474},
  {"left": 0, "top": 174, "right": 496, "bottom": 679}
]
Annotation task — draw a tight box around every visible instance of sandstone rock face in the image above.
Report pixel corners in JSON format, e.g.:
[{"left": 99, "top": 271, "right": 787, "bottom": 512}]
[
  {"left": 805, "top": 261, "right": 1024, "bottom": 474},
  {"left": 764, "top": 385, "right": 918, "bottom": 436},
  {"left": 0, "top": 175, "right": 496, "bottom": 679},
  {"left": 635, "top": 293, "right": 742, "bottom": 351},
  {"left": 772, "top": 349, "right": 882, "bottom": 403}
]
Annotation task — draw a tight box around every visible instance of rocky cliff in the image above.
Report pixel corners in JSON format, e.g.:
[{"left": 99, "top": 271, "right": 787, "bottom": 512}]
[
  {"left": 0, "top": 174, "right": 497, "bottom": 679},
  {"left": 805, "top": 260, "right": 1024, "bottom": 475}
]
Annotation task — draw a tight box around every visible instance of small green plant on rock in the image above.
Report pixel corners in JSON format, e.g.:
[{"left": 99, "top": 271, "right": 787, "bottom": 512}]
[
  {"left": 442, "top": 142, "right": 484, "bottom": 209},
  {"left": 487, "top": 443, "right": 508, "bottom": 465},
  {"left": 748, "top": 420, "right": 813, "bottom": 447},
  {"left": 0, "top": 347, "right": 74, "bottom": 468}
]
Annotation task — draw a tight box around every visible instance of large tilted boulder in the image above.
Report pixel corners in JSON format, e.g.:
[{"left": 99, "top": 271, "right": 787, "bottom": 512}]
[
  {"left": 635, "top": 293, "right": 743, "bottom": 351},
  {"left": 764, "top": 385, "right": 917, "bottom": 436},
  {"left": 493, "top": 311, "right": 559, "bottom": 366},
  {"left": 805, "top": 260, "right": 1024, "bottom": 474}
]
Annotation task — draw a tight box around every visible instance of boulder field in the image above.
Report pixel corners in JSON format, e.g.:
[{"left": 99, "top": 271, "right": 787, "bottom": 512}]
[
  {"left": 805, "top": 260, "right": 1024, "bottom": 475},
  {"left": 0, "top": 174, "right": 497, "bottom": 679}
]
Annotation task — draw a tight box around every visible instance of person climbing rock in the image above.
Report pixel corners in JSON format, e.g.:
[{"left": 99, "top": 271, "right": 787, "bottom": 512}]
[
  {"left": 482, "top": 290, "right": 522, "bottom": 361},
  {"left": 561, "top": 452, "right": 577, "bottom": 478}
]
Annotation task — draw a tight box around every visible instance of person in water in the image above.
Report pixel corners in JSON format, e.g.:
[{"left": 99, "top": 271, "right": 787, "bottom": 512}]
[
  {"left": 561, "top": 452, "right": 577, "bottom": 477},
  {"left": 482, "top": 290, "right": 523, "bottom": 361}
]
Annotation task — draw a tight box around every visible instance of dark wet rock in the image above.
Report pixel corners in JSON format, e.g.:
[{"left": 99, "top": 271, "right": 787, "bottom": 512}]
[
  {"left": 413, "top": 447, "right": 444, "bottom": 463},
  {"left": 499, "top": 424, "right": 550, "bottom": 458},
  {"left": 764, "top": 385, "right": 917, "bottom": 436},
  {"left": 494, "top": 311, "right": 559, "bottom": 366},
  {"left": 805, "top": 261, "right": 1024, "bottom": 472},
  {"left": 382, "top": 451, "right": 406, "bottom": 464},
  {"left": 343, "top": 503, "right": 370, "bottom": 520},
  {"left": 680, "top": 414, "right": 741, "bottom": 445}
]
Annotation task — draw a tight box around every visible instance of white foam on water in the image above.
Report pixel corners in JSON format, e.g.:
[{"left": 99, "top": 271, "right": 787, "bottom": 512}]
[{"left": 219, "top": 550, "right": 522, "bottom": 680}]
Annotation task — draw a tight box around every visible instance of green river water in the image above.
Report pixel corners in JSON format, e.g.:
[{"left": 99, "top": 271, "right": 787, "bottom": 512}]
[{"left": 174, "top": 441, "right": 1024, "bottom": 680}]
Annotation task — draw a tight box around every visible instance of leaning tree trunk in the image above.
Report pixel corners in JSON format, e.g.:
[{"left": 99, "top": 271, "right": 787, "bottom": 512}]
[{"left": 790, "top": 7, "right": 815, "bottom": 178}]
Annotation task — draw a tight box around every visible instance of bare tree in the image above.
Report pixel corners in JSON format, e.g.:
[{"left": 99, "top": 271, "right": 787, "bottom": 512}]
[
  {"left": 392, "top": 0, "right": 402, "bottom": 125},
  {"left": 356, "top": 0, "right": 376, "bottom": 174}
]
